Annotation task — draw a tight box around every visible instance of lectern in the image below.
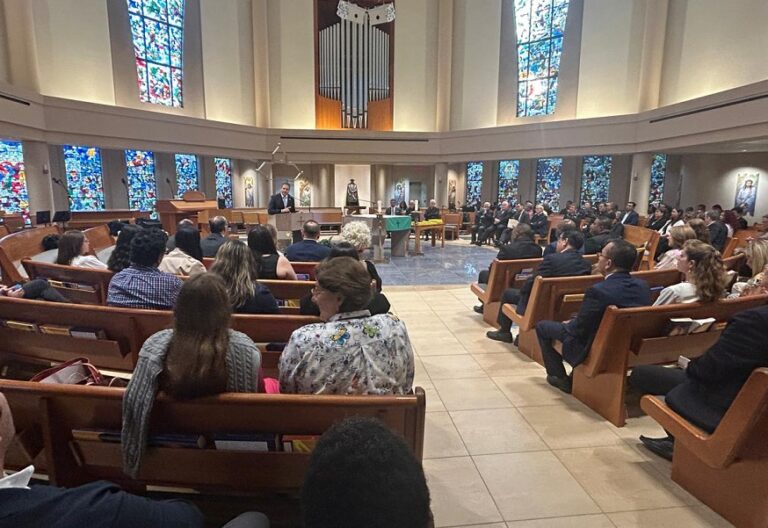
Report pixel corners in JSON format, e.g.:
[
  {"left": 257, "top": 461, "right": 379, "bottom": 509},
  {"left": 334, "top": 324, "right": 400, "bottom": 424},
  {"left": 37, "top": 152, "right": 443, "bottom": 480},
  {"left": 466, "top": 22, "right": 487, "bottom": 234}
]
[
  {"left": 268, "top": 212, "right": 310, "bottom": 232},
  {"left": 157, "top": 191, "right": 218, "bottom": 234}
]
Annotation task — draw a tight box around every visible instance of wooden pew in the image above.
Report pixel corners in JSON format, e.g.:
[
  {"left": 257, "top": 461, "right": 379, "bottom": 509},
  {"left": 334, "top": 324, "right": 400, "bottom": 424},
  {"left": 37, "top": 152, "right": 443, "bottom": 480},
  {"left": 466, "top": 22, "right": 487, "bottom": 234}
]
[
  {"left": 22, "top": 259, "right": 114, "bottom": 305},
  {"left": 0, "top": 225, "right": 62, "bottom": 284},
  {"left": 471, "top": 258, "right": 545, "bottom": 327},
  {"left": 640, "top": 369, "right": 768, "bottom": 528},
  {"left": 505, "top": 268, "right": 681, "bottom": 363},
  {"left": 291, "top": 261, "right": 319, "bottom": 280},
  {"left": 722, "top": 227, "right": 762, "bottom": 258},
  {"left": 623, "top": 225, "right": 660, "bottom": 270},
  {"left": 0, "top": 379, "right": 425, "bottom": 492},
  {"left": 571, "top": 294, "right": 768, "bottom": 426},
  {"left": 0, "top": 225, "right": 8, "bottom": 238},
  {"left": 67, "top": 210, "right": 151, "bottom": 230},
  {"left": 83, "top": 224, "right": 114, "bottom": 254}
]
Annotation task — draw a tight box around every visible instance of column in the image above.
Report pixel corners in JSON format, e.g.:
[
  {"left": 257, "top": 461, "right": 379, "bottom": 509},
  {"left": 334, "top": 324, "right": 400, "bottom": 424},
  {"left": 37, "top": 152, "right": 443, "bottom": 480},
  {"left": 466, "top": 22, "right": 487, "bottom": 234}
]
[
  {"left": 628, "top": 154, "right": 653, "bottom": 216},
  {"left": 434, "top": 163, "right": 448, "bottom": 208}
]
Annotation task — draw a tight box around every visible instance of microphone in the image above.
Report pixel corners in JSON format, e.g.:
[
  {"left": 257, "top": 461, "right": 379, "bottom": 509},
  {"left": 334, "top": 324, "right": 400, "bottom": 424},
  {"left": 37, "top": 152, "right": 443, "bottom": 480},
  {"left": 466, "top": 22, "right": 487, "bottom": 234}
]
[
  {"left": 165, "top": 177, "right": 174, "bottom": 196},
  {"left": 121, "top": 178, "right": 127, "bottom": 187},
  {"left": 51, "top": 177, "right": 64, "bottom": 187}
]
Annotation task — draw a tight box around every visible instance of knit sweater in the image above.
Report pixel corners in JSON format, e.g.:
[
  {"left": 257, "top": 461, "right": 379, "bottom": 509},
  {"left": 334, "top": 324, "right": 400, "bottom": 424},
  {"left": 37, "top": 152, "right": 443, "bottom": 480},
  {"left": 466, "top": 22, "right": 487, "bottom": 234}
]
[{"left": 121, "top": 329, "right": 261, "bottom": 478}]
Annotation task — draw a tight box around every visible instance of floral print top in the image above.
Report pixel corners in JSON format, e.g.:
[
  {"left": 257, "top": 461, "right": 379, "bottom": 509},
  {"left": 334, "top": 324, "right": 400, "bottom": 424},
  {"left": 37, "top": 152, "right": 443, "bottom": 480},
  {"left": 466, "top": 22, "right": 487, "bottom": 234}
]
[{"left": 279, "top": 310, "right": 415, "bottom": 395}]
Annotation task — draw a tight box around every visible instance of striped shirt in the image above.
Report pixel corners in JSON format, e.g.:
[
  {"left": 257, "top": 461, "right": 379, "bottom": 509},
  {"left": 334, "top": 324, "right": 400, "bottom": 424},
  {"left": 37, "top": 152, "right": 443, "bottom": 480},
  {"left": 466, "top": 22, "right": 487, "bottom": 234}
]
[{"left": 107, "top": 265, "right": 183, "bottom": 310}]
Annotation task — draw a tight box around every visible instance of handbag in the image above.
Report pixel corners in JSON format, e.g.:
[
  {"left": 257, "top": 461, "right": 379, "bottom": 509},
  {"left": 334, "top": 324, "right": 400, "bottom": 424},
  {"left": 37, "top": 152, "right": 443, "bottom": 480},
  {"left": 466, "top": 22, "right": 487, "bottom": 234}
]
[{"left": 30, "top": 357, "right": 104, "bottom": 385}]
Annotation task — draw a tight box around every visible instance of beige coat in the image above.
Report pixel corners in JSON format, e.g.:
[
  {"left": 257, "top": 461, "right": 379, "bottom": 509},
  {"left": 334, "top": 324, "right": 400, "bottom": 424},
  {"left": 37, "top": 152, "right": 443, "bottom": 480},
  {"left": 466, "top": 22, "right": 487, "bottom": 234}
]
[{"left": 158, "top": 248, "right": 206, "bottom": 277}]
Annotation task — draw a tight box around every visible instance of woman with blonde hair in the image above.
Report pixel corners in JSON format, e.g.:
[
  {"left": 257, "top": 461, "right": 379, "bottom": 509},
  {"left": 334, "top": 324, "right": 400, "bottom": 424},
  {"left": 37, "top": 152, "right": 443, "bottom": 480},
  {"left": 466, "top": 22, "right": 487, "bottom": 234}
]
[
  {"left": 731, "top": 239, "right": 768, "bottom": 297},
  {"left": 654, "top": 240, "right": 725, "bottom": 305},
  {"left": 210, "top": 240, "right": 278, "bottom": 314},
  {"left": 655, "top": 225, "right": 697, "bottom": 270},
  {"left": 686, "top": 218, "right": 710, "bottom": 244}
]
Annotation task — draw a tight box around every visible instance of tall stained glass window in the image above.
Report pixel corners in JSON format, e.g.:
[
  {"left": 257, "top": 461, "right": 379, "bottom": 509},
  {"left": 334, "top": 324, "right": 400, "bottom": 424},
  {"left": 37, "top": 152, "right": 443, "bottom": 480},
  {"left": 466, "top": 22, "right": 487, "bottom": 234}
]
[
  {"left": 127, "top": 0, "right": 185, "bottom": 107},
  {"left": 125, "top": 149, "right": 158, "bottom": 216},
  {"left": 466, "top": 162, "right": 484, "bottom": 207},
  {"left": 63, "top": 146, "right": 106, "bottom": 212},
  {"left": 580, "top": 155, "right": 612, "bottom": 205},
  {"left": 535, "top": 158, "right": 562, "bottom": 210},
  {"left": 649, "top": 153, "right": 667, "bottom": 207},
  {"left": 498, "top": 160, "right": 520, "bottom": 203},
  {"left": 515, "top": 0, "right": 570, "bottom": 117},
  {"left": 174, "top": 154, "right": 198, "bottom": 197},
  {"left": 214, "top": 157, "right": 233, "bottom": 208},
  {"left": 0, "top": 140, "right": 29, "bottom": 216}
]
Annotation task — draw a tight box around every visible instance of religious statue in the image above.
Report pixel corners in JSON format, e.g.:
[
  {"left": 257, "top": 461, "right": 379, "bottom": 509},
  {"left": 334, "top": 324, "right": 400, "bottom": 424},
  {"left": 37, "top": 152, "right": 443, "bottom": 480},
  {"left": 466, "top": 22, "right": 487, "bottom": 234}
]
[
  {"left": 448, "top": 180, "right": 457, "bottom": 210},
  {"left": 346, "top": 179, "right": 359, "bottom": 206},
  {"left": 244, "top": 175, "right": 254, "bottom": 207}
]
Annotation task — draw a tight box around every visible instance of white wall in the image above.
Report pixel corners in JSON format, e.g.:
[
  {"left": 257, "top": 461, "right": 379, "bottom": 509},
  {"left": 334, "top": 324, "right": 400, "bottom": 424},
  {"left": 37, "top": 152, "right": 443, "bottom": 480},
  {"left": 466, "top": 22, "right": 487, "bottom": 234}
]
[{"left": 660, "top": 0, "right": 768, "bottom": 106}]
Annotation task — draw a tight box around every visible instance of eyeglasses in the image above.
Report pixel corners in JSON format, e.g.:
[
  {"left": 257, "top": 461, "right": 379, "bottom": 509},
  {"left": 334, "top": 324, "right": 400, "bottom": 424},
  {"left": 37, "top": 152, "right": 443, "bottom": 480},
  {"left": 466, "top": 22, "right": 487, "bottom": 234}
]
[{"left": 311, "top": 285, "right": 328, "bottom": 296}]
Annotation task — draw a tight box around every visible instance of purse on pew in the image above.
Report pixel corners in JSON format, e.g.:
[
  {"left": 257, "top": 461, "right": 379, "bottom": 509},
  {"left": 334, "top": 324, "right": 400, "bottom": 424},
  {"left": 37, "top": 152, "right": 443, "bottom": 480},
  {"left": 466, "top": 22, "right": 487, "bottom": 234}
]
[{"left": 29, "top": 357, "right": 125, "bottom": 387}]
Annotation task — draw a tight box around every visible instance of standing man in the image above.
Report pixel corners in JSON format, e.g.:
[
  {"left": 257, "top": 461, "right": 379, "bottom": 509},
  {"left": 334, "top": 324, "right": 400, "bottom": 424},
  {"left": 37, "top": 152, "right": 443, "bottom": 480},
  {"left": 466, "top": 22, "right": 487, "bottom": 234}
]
[
  {"left": 268, "top": 182, "right": 300, "bottom": 242},
  {"left": 619, "top": 202, "right": 639, "bottom": 225}
]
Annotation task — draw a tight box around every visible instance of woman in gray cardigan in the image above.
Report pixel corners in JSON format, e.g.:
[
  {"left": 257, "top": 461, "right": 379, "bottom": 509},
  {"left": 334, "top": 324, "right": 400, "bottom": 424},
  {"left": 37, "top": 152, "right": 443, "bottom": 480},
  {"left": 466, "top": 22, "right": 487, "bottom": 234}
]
[{"left": 122, "top": 273, "right": 262, "bottom": 478}]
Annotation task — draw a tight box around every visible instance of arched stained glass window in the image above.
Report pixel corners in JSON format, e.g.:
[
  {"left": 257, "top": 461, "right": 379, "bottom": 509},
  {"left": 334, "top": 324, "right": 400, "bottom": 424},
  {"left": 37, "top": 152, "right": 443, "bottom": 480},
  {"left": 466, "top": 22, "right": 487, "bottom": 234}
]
[
  {"left": 174, "top": 154, "right": 198, "bottom": 197},
  {"left": 498, "top": 160, "right": 520, "bottom": 203},
  {"left": 214, "top": 157, "right": 233, "bottom": 208},
  {"left": 0, "top": 140, "right": 29, "bottom": 216},
  {"left": 649, "top": 153, "right": 667, "bottom": 207},
  {"left": 580, "top": 155, "right": 612, "bottom": 205},
  {"left": 535, "top": 157, "right": 562, "bottom": 210},
  {"left": 127, "top": 0, "right": 185, "bottom": 107},
  {"left": 63, "top": 146, "right": 106, "bottom": 212},
  {"left": 466, "top": 162, "right": 484, "bottom": 207},
  {"left": 125, "top": 149, "right": 158, "bottom": 216},
  {"left": 515, "top": 0, "right": 570, "bottom": 117}
]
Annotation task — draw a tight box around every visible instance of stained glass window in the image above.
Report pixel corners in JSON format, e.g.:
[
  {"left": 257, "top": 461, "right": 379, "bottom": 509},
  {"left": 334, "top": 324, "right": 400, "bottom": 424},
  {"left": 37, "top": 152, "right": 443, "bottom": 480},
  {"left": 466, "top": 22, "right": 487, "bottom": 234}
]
[
  {"left": 580, "top": 155, "right": 612, "bottom": 205},
  {"left": 535, "top": 157, "right": 562, "bottom": 210},
  {"left": 62, "top": 146, "right": 106, "bottom": 212},
  {"left": 498, "top": 160, "right": 520, "bottom": 204},
  {"left": 127, "top": 0, "right": 185, "bottom": 107},
  {"left": 174, "top": 154, "right": 198, "bottom": 198},
  {"left": 514, "top": 0, "right": 570, "bottom": 117},
  {"left": 466, "top": 162, "right": 484, "bottom": 207},
  {"left": 125, "top": 149, "right": 158, "bottom": 216},
  {"left": 214, "top": 157, "right": 233, "bottom": 208},
  {"left": 0, "top": 140, "right": 29, "bottom": 217},
  {"left": 649, "top": 153, "right": 667, "bottom": 207}
]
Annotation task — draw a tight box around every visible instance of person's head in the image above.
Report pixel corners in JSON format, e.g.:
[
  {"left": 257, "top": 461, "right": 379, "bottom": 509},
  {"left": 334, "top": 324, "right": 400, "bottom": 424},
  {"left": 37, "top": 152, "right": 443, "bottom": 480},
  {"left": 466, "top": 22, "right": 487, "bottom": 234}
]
[
  {"left": 535, "top": 203, "right": 544, "bottom": 214},
  {"left": 389, "top": 199, "right": 396, "bottom": 206},
  {"left": 524, "top": 202, "right": 534, "bottom": 212},
  {"left": 177, "top": 218, "right": 194, "bottom": 230},
  {"left": 248, "top": 224, "right": 278, "bottom": 257},
  {"left": 302, "top": 220, "right": 321, "bottom": 240},
  {"left": 511, "top": 223, "right": 535, "bottom": 242},
  {"left": 210, "top": 240, "right": 258, "bottom": 308},
  {"left": 130, "top": 228, "right": 168, "bottom": 267},
  {"left": 555, "top": 219, "right": 576, "bottom": 238},
  {"left": 429, "top": 199, "right": 436, "bottom": 208},
  {"left": 705, "top": 210, "right": 721, "bottom": 224},
  {"left": 483, "top": 201, "right": 491, "bottom": 210},
  {"left": 162, "top": 273, "right": 231, "bottom": 399},
  {"left": 557, "top": 230, "right": 584, "bottom": 252},
  {"left": 209, "top": 216, "right": 228, "bottom": 235},
  {"left": 55, "top": 230, "right": 88, "bottom": 265},
  {"left": 733, "top": 206, "right": 745, "bottom": 218},
  {"left": 264, "top": 222, "right": 279, "bottom": 245},
  {"left": 174, "top": 227, "right": 203, "bottom": 261},
  {"left": 668, "top": 225, "right": 697, "bottom": 250},
  {"left": 591, "top": 217, "right": 612, "bottom": 235},
  {"left": 687, "top": 218, "right": 710, "bottom": 243},
  {"left": 301, "top": 417, "right": 431, "bottom": 528},
  {"left": 597, "top": 202, "right": 607, "bottom": 213},
  {"left": 583, "top": 200, "right": 592, "bottom": 209},
  {"left": 107, "top": 224, "right": 143, "bottom": 272},
  {"left": 625, "top": 201, "right": 636, "bottom": 212},
  {"left": 697, "top": 203, "right": 707, "bottom": 212},
  {"left": 653, "top": 208, "right": 664, "bottom": 219},
  {"left": 567, "top": 203, "right": 577, "bottom": 214},
  {"left": 669, "top": 207, "right": 681, "bottom": 221},
  {"left": 678, "top": 240, "right": 725, "bottom": 302},
  {"left": 280, "top": 183, "right": 290, "bottom": 196},
  {"left": 745, "top": 240, "right": 768, "bottom": 278},
  {"left": 400, "top": 200, "right": 408, "bottom": 209},
  {"left": 598, "top": 239, "right": 637, "bottom": 275},
  {"left": 329, "top": 242, "right": 360, "bottom": 260},
  {"left": 312, "top": 257, "right": 372, "bottom": 320},
  {"left": 41, "top": 233, "right": 60, "bottom": 251},
  {"left": 712, "top": 204, "right": 723, "bottom": 213},
  {"left": 762, "top": 214, "right": 768, "bottom": 232},
  {"left": 500, "top": 200, "right": 509, "bottom": 211},
  {"left": 340, "top": 221, "right": 371, "bottom": 254}
]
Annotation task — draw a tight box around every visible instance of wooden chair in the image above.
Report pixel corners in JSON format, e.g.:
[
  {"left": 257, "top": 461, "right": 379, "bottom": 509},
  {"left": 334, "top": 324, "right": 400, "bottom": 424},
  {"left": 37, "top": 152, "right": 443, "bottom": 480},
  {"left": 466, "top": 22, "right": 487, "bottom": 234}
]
[
  {"left": 623, "top": 225, "right": 660, "bottom": 270},
  {"left": 0, "top": 225, "right": 62, "bottom": 284},
  {"left": 21, "top": 259, "right": 114, "bottom": 305},
  {"left": 640, "top": 368, "right": 768, "bottom": 528},
  {"left": 443, "top": 213, "right": 462, "bottom": 240},
  {"left": 0, "top": 379, "right": 425, "bottom": 492},
  {"left": 471, "top": 258, "right": 544, "bottom": 327},
  {"left": 570, "top": 294, "right": 768, "bottom": 426},
  {"left": 461, "top": 212, "right": 476, "bottom": 234}
]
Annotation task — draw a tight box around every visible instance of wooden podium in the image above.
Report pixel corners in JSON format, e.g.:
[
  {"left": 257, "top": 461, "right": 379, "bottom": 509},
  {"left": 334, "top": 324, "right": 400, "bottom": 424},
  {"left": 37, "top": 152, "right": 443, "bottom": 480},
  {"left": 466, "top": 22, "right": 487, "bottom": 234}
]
[
  {"left": 157, "top": 192, "right": 218, "bottom": 234},
  {"left": 267, "top": 212, "right": 315, "bottom": 232}
]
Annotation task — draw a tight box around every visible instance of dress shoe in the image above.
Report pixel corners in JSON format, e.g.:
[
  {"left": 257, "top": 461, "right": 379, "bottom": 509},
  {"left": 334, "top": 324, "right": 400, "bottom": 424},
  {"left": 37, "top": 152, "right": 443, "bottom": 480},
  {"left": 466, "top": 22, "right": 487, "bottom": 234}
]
[
  {"left": 546, "top": 375, "right": 572, "bottom": 394},
  {"left": 486, "top": 330, "right": 513, "bottom": 343},
  {"left": 639, "top": 435, "right": 674, "bottom": 461},
  {"left": 473, "top": 305, "right": 484, "bottom": 314}
]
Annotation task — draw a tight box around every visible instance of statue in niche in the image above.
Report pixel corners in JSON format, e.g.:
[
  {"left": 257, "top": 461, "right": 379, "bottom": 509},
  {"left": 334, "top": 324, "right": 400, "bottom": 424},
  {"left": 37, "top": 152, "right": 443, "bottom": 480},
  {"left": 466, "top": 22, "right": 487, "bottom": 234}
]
[
  {"left": 346, "top": 178, "right": 359, "bottom": 206},
  {"left": 448, "top": 179, "right": 457, "bottom": 210},
  {"left": 244, "top": 175, "right": 255, "bottom": 207}
]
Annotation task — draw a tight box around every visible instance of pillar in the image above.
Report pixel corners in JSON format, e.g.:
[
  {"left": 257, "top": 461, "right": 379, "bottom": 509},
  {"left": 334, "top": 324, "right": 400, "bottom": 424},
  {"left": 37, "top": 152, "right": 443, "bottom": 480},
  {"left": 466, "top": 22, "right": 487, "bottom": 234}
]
[{"left": 628, "top": 153, "right": 653, "bottom": 215}]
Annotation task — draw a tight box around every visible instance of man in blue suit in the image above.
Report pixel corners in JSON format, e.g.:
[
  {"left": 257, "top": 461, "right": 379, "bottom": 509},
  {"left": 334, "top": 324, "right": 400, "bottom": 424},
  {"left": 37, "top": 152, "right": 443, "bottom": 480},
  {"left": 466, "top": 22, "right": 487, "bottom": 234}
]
[
  {"left": 285, "top": 220, "right": 331, "bottom": 262},
  {"left": 619, "top": 201, "right": 639, "bottom": 226},
  {"left": 535, "top": 239, "right": 651, "bottom": 393}
]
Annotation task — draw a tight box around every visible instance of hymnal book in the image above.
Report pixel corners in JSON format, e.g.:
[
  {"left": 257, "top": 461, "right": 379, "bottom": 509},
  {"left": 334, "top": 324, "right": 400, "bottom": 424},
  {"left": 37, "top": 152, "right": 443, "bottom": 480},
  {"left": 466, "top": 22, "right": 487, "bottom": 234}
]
[
  {"left": 73, "top": 429, "right": 206, "bottom": 448},
  {"left": 69, "top": 327, "right": 107, "bottom": 340},
  {"left": 39, "top": 324, "right": 73, "bottom": 336},
  {"left": 514, "top": 268, "right": 534, "bottom": 281},
  {"left": 213, "top": 433, "right": 278, "bottom": 452},
  {"left": 281, "top": 435, "right": 320, "bottom": 454},
  {"left": 4, "top": 320, "right": 39, "bottom": 332},
  {"left": 666, "top": 317, "right": 717, "bottom": 336}
]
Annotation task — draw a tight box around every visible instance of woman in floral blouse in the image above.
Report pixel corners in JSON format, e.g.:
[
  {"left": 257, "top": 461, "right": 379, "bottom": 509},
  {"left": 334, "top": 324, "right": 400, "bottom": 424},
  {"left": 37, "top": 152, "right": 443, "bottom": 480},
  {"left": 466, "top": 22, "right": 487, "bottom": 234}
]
[{"left": 279, "top": 257, "right": 414, "bottom": 395}]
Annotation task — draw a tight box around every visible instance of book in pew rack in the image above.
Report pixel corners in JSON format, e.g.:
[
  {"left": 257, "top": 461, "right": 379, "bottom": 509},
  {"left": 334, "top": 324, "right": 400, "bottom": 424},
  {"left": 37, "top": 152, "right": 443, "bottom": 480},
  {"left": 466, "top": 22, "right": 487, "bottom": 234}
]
[{"left": 666, "top": 317, "right": 717, "bottom": 336}]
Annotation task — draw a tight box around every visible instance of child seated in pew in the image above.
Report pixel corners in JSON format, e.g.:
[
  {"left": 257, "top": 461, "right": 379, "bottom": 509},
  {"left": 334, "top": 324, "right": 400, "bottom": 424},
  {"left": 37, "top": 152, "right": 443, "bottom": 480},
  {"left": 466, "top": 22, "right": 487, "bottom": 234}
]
[
  {"left": 654, "top": 240, "right": 725, "bottom": 305},
  {"left": 122, "top": 274, "right": 262, "bottom": 478},
  {"left": 210, "top": 240, "right": 279, "bottom": 315},
  {"left": 55, "top": 230, "right": 107, "bottom": 270}
]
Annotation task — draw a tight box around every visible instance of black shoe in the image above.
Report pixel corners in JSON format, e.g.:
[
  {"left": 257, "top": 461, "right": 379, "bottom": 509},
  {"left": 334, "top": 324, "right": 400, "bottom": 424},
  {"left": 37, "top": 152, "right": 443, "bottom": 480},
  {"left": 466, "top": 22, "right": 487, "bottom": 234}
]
[
  {"left": 546, "top": 375, "right": 572, "bottom": 394},
  {"left": 639, "top": 435, "right": 674, "bottom": 461},
  {"left": 486, "top": 330, "right": 513, "bottom": 343},
  {"left": 473, "top": 305, "right": 484, "bottom": 314}
]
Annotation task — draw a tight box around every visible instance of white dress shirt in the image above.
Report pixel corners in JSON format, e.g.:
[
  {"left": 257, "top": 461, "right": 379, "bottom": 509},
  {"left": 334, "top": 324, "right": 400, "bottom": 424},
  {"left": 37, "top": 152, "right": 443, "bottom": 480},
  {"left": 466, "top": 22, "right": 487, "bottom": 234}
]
[{"left": 0, "top": 465, "right": 34, "bottom": 490}]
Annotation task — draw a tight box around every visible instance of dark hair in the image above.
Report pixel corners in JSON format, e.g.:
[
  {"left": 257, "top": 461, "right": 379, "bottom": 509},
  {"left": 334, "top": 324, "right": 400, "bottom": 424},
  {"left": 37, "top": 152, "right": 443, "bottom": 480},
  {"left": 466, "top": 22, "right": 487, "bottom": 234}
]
[
  {"left": 161, "top": 274, "right": 231, "bottom": 399},
  {"left": 512, "top": 223, "right": 534, "bottom": 241},
  {"left": 561, "top": 230, "right": 585, "bottom": 250},
  {"left": 627, "top": 201, "right": 636, "bottom": 208},
  {"left": 303, "top": 220, "right": 321, "bottom": 238},
  {"left": 247, "top": 225, "right": 278, "bottom": 276},
  {"left": 41, "top": 234, "right": 60, "bottom": 251},
  {"left": 174, "top": 227, "right": 203, "bottom": 262},
  {"left": 209, "top": 216, "right": 228, "bottom": 234},
  {"left": 594, "top": 217, "right": 612, "bottom": 233},
  {"left": 604, "top": 239, "right": 637, "bottom": 271},
  {"left": 706, "top": 210, "right": 721, "bottom": 222},
  {"left": 130, "top": 228, "right": 168, "bottom": 267},
  {"left": 55, "top": 230, "right": 86, "bottom": 265},
  {"left": 301, "top": 417, "right": 431, "bottom": 528},
  {"left": 316, "top": 257, "right": 371, "bottom": 313},
  {"left": 733, "top": 206, "right": 745, "bottom": 215},
  {"left": 555, "top": 220, "right": 576, "bottom": 238},
  {"left": 107, "top": 224, "right": 142, "bottom": 272},
  {"left": 329, "top": 242, "right": 359, "bottom": 260}
]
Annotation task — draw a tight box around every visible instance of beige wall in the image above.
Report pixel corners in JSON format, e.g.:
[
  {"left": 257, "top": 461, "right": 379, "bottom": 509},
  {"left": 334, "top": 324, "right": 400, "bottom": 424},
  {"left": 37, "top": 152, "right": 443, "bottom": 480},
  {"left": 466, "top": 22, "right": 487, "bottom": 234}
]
[{"left": 334, "top": 165, "right": 371, "bottom": 207}]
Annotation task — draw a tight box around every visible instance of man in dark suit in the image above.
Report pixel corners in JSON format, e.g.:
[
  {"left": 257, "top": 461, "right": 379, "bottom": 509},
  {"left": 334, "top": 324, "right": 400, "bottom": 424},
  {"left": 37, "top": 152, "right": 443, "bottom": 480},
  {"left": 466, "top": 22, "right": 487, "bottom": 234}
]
[
  {"left": 200, "top": 216, "right": 228, "bottom": 257},
  {"left": 268, "top": 182, "right": 296, "bottom": 214},
  {"left": 705, "top": 210, "right": 728, "bottom": 252},
  {"left": 535, "top": 239, "right": 651, "bottom": 393},
  {"left": 583, "top": 217, "right": 615, "bottom": 254},
  {"left": 619, "top": 201, "right": 639, "bottom": 226},
  {"left": 385, "top": 199, "right": 399, "bottom": 216},
  {"left": 471, "top": 202, "right": 494, "bottom": 244},
  {"left": 285, "top": 220, "right": 331, "bottom": 262},
  {"left": 475, "top": 201, "right": 512, "bottom": 246},
  {"left": 629, "top": 305, "right": 768, "bottom": 460},
  {"left": 423, "top": 199, "right": 441, "bottom": 220},
  {"left": 543, "top": 220, "right": 582, "bottom": 256},
  {"left": 487, "top": 230, "right": 593, "bottom": 343}
]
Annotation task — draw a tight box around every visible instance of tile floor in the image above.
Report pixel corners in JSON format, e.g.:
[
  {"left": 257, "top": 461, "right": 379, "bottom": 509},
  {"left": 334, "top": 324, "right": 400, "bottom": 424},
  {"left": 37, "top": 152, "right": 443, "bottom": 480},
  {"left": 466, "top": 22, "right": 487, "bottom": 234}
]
[{"left": 385, "top": 282, "right": 733, "bottom": 528}]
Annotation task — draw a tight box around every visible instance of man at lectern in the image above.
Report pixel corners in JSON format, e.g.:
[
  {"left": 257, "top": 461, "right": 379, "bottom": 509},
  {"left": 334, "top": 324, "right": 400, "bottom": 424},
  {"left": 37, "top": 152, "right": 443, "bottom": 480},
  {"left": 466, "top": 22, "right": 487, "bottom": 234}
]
[{"left": 268, "top": 182, "right": 296, "bottom": 215}]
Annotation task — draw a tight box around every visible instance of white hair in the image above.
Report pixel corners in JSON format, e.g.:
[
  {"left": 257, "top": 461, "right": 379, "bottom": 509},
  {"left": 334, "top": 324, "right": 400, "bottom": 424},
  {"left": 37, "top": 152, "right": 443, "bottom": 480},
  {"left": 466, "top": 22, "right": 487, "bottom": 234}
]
[{"left": 340, "top": 221, "right": 372, "bottom": 250}]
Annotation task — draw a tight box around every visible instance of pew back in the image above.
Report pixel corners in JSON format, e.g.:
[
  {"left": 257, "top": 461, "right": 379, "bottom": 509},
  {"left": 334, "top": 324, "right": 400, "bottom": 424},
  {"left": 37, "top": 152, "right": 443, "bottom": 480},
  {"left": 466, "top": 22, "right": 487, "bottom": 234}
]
[
  {"left": 623, "top": 225, "right": 660, "bottom": 270},
  {"left": 471, "top": 257, "right": 544, "bottom": 326},
  {"left": 22, "top": 259, "right": 114, "bottom": 305},
  {"left": 0, "top": 225, "right": 61, "bottom": 284}
]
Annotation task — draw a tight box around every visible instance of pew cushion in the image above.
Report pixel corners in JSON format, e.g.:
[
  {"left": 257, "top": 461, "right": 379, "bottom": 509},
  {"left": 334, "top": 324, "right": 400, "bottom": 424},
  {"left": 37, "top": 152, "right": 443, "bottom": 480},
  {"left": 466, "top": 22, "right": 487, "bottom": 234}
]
[
  {"left": 96, "top": 245, "right": 115, "bottom": 264},
  {"left": 15, "top": 249, "right": 59, "bottom": 279}
]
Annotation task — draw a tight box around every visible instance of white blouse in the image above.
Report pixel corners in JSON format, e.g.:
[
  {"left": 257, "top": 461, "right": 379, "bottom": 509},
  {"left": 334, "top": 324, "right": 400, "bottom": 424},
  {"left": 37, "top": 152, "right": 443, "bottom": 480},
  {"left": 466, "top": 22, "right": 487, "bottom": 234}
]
[{"left": 71, "top": 255, "right": 108, "bottom": 270}]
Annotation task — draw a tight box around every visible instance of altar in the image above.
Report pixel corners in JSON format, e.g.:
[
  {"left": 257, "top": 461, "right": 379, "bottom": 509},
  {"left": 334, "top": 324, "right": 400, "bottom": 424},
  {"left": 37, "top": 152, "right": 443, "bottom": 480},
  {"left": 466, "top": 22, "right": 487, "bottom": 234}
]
[{"left": 343, "top": 214, "right": 411, "bottom": 262}]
